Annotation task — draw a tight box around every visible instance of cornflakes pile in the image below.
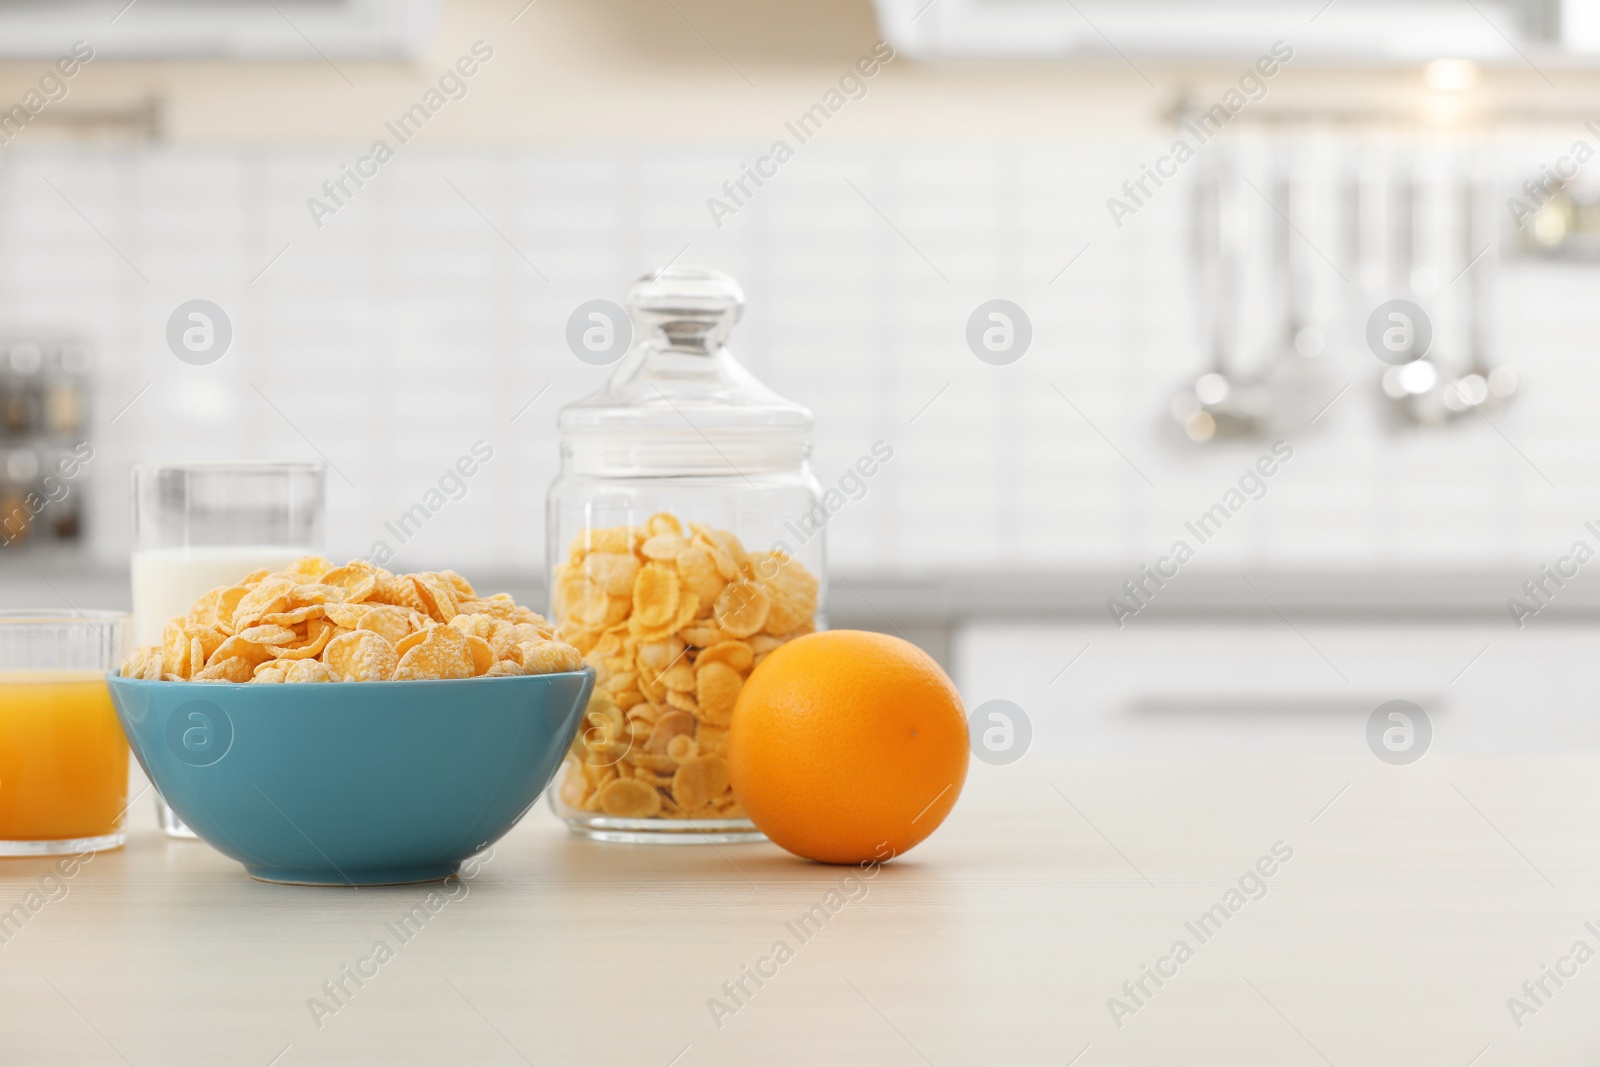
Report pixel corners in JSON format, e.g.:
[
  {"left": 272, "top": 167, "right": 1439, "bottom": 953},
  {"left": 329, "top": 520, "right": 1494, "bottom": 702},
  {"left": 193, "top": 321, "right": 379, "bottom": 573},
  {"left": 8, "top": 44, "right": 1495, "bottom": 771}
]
[
  {"left": 121, "top": 556, "right": 584, "bottom": 684},
  {"left": 552, "top": 514, "right": 818, "bottom": 821}
]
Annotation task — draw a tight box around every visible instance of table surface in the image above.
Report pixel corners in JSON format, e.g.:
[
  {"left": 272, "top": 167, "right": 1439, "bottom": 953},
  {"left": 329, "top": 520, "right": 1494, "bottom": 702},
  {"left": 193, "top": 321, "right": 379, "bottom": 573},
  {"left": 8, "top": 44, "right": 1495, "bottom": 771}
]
[{"left": 3, "top": 754, "right": 1598, "bottom": 1066}]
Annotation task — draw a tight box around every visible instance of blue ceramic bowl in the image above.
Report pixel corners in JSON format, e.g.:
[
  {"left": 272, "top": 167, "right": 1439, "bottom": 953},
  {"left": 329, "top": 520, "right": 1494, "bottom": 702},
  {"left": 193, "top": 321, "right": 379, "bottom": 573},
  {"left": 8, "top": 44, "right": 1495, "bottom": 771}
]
[{"left": 107, "top": 670, "right": 593, "bottom": 886}]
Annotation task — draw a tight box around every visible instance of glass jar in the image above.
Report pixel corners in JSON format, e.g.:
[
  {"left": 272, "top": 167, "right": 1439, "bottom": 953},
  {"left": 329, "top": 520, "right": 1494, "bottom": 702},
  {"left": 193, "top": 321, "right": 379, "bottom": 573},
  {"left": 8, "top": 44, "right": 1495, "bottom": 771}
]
[{"left": 546, "top": 266, "right": 824, "bottom": 844}]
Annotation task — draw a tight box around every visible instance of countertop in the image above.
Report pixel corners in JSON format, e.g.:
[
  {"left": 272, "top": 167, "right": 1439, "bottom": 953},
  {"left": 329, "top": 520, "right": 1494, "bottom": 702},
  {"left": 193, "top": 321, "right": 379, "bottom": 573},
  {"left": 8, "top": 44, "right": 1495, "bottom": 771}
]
[{"left": 4, "top": 754, "right": 1598, "bottom": 1065}]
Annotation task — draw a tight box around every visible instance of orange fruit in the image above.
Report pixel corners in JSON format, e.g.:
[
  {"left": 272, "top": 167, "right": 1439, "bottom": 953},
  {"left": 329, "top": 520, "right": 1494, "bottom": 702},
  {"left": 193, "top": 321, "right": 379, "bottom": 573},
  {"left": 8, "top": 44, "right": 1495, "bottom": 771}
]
[{"left": 728, "top": 630, "right": 968, "bottom": 864}]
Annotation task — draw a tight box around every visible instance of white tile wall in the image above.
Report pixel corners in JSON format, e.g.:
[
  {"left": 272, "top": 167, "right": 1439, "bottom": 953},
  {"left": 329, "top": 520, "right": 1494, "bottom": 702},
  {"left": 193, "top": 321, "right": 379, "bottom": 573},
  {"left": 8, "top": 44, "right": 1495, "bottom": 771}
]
[{"left": 0, "top": 134, "right": 1593, "bottom": 577}]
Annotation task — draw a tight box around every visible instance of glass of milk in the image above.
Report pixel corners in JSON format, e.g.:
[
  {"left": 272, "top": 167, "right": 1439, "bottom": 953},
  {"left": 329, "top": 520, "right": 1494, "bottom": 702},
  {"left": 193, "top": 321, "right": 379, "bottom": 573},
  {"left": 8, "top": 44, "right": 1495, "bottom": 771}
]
[{"left": 130, "top": 462, "right": 326, "bottom": 838}]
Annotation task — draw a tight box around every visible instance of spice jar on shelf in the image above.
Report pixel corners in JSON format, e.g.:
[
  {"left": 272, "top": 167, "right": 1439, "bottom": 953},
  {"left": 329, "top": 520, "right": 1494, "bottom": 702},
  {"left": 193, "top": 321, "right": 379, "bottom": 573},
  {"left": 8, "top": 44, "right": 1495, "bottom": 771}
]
[
  {"left": 1, "top": 343, "right": 42, "bottom": 437},
  {"left": 546, "top": 266, "right": 824, "bottom": 843}
]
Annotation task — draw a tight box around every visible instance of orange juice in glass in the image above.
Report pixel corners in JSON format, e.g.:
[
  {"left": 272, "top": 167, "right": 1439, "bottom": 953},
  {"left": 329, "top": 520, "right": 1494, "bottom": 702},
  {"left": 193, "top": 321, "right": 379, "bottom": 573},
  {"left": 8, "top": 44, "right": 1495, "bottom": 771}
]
[{"left": 0, "top": 611, "right": 130, "bottom": 855}]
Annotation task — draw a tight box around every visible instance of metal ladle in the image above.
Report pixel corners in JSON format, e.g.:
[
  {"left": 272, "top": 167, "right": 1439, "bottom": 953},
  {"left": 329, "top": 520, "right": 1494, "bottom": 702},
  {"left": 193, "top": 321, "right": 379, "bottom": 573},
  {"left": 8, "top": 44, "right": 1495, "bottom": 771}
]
[
  {"left": 1249, "top": 160, "right": 1337, "bottom": 427},
  {"left": 1171, "top": 150, "right": 1266, "bottom": 442},
  {"left": 1442, "top": 179, "right": 1516, "bottom": 413},
  {"left": 1173, "top": 147, "right": 1332, "bottom": 442},
  {"left": 1380, "top": 172, "right": 1516, "bottom": 423}
]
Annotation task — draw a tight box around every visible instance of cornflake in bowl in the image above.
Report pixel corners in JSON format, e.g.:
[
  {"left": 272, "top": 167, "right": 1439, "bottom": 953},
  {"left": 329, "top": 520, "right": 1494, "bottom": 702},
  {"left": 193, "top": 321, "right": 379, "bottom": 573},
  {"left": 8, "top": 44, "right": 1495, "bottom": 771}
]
[{"left": 120, "top": 556, "right": 584, "bottom": 683}]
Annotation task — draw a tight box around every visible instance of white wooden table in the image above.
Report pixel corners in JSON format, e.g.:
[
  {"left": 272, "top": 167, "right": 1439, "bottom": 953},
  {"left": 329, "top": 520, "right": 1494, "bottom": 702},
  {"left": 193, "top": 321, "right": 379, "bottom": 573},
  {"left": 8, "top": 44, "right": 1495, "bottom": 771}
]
[{"left": 2, "top": 754, "right": 1597, "bottom": 1066}]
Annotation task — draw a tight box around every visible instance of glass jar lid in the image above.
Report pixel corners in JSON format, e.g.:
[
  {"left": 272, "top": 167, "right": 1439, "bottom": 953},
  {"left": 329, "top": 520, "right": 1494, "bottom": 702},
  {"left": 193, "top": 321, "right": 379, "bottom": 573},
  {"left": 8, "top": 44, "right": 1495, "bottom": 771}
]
[{"left": 558, "top": 266, "right": 812, "bottom": 476}]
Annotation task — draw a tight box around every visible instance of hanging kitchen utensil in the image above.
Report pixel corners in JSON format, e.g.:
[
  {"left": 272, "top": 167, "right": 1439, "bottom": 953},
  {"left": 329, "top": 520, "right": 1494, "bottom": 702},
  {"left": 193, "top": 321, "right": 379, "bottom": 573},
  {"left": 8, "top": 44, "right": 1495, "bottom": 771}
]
[{"left": 1170, "top": 146, "right": 1269, "bottom": 442}]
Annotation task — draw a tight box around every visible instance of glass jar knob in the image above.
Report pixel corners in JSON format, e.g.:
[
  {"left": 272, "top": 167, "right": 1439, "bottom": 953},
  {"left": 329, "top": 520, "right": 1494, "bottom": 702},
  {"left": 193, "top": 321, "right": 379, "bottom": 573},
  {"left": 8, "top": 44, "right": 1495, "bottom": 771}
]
[{"left": 627, "top": 265, "right": 744, "bottom": 352}]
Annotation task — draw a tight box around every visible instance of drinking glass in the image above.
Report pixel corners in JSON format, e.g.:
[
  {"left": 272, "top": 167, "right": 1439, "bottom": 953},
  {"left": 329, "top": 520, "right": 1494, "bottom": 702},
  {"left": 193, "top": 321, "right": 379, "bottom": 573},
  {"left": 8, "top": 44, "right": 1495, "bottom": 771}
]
[
  {"left": 130, "top": 462, "right": 325, "bottom": 838},
  {"left": 0, "top": 610, "right": 131, "bottom": 855}
]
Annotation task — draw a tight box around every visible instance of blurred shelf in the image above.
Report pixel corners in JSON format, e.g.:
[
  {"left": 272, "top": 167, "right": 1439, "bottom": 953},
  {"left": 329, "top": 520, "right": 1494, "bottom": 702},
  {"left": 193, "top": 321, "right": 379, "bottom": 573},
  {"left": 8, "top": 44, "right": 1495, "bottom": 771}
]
[
  {"left": 825, "top": 569, "right": 1595, "bottom": 624},
  {"left": 1, "top": 564, "right": 1577, "bottom": 625}
]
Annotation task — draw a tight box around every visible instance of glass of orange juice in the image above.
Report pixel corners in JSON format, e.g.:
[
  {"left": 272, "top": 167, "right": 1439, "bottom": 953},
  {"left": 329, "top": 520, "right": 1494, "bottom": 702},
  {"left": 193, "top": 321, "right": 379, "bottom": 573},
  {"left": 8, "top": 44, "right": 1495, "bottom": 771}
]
[{"left": 0, "top": 610, "right": 131, "bottom": 855}]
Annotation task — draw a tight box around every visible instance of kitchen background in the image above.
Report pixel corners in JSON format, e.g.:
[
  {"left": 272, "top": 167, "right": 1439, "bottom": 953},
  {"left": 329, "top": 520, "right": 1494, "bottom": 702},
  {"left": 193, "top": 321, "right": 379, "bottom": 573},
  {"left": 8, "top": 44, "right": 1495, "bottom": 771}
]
[{"left": 5, "top": 0, "right": 1600, "bottom": 752}]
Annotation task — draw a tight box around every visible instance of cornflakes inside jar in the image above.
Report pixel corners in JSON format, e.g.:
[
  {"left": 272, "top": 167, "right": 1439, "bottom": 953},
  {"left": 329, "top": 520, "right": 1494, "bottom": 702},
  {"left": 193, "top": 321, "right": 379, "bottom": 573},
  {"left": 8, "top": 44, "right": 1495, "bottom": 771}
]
[
  {"left": 550, "top": 515, "right": 819, "bottom": 835},
  {"left": 545, "top": 266, "right": 825, "bottom": 843}
]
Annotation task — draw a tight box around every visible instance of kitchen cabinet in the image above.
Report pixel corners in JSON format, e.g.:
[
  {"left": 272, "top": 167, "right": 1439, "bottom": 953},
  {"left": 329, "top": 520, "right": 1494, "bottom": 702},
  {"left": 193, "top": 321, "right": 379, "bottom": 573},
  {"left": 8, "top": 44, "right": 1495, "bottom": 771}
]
[{"left": 956, "top": 620, "right": 1600, "bottom": 753}]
